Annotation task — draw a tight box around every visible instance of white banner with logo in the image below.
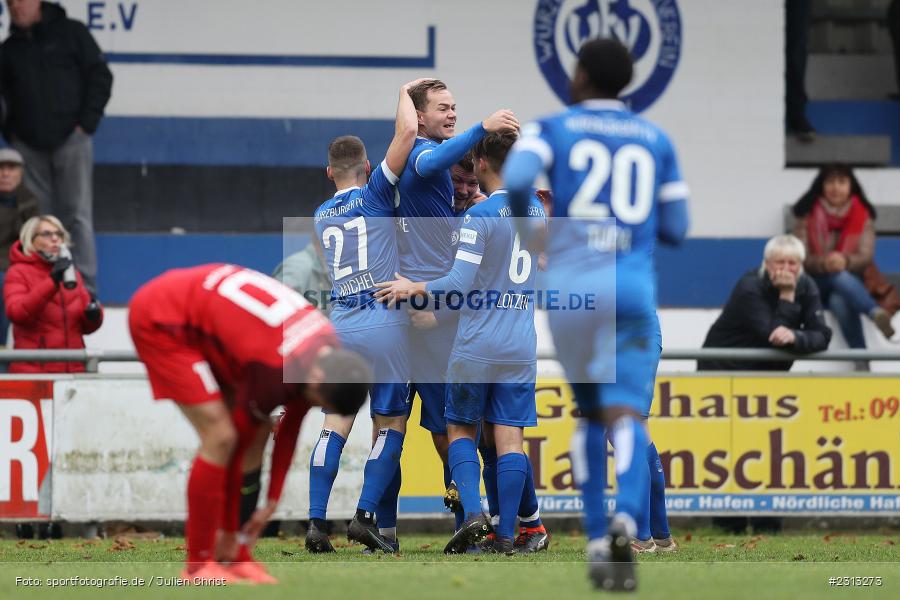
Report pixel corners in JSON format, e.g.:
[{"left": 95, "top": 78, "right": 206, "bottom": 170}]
[{"left": 3, "top": 0, "right": 889, "bottom": 236}]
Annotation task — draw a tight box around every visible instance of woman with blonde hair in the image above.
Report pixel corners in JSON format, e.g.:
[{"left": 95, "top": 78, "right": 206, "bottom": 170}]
[{"left": 4, "top": 215, "right": 102, "bottom": 372}]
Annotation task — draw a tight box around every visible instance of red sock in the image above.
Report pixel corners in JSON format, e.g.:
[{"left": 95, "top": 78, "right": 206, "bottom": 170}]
[
  {"left": 236, "top": 544, "right": 253, "bottom": 562},
  {"left": 186, "top": 456, "right": 227, "bottom": 568}
]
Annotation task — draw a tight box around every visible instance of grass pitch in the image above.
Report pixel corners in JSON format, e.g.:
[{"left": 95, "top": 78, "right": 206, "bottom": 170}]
[{"left": 0, "top": 529, "right": 897, "bottom": 599}]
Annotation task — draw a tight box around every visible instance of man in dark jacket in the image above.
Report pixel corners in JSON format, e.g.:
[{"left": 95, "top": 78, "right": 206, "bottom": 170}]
[
  {"left": 0, "top": 147, "right": 38, "bottom": 351},
  {"left": 699, "top": 234, "right": 832, "bottom": 371},
  {"left": 1, "top": 0, "right": 113, "bottom": 295}
]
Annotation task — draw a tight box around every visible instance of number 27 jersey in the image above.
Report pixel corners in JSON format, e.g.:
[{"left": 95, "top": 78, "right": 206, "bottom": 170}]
[{"left": 313, "top": 161, "right": 406, "bottom": 331}]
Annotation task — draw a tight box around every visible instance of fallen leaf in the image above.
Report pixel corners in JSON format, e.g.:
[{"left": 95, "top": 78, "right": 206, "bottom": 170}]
[
  {"left": 420, "top": 543, "right": 432, "bottom": 550},
  {"left": 743, "top": 542, "right": 757, "bottom": 550},
  {"left": 881, "top": 540, "right": 896, "bottom": 546},
  {"left": 175, "top": 544, "right": 186, "bottom": 551},
  {"left": 82, "top": 555, "right": 93, "bottom": 560},
  {"left": 792, "top": 553, "right": 806, "bottom": 561},
  {"left": 684, "top": 533, "right": 693, "bottom": 542},
  {"left": 823, "top": 535, "right": 832, "bottom": 543},
  {"left": 108, "top": 537, "right": 136, "bottom": 552},
  {"left": 712, "top": 543, "right": 736, "bottom": 549},
  {"left": 28, "top": 544, "right": 46, "bottom": 550},
  {"left": 16, "top": 541, "right": 26, "bottom": 547}
]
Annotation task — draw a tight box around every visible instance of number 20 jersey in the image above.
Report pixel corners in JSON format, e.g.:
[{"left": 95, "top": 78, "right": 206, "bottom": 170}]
[{"left": 514, "top": 99, "right": 689, "bottom": 317}]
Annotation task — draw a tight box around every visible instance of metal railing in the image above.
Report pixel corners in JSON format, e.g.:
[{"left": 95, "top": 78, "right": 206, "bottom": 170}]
[{"left": 2, "top": 348, "right": 900, "bottom": 373}]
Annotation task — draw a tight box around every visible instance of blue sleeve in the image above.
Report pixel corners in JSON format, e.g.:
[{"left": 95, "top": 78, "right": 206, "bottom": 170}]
[
  {"left": 658, "top": 200, "right": 689, "bottom": 246},
  {"left": 426, "top": 258, "right": 479, "bottom": 297},
  {"left": 505, "top": 151, "right": 545, "bottom": 219},
  {"left": 425, "top": 212, "right": 487, "bottom": 295},
  {"left": 655, "top": 133, "right": 690, "bottom": 245},
  {"left": 414, "top": 123, "right": 486, "bottom": 178},
  {"left": 364, "top": 161, "right": 400, "bottom": 212},
  {"left": 504, "top": 121, "right": 553, "bottom": 218}
]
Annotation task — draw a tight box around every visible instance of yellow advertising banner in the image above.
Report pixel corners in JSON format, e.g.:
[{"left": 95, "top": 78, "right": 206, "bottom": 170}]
[{"left": 398, "top": 376, "right": 900, "bottom": 515}]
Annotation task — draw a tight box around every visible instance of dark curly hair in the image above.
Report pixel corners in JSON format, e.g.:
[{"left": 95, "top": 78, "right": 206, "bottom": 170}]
[{"left": 792, "top": 163, "right": 876, "bottom": 219}]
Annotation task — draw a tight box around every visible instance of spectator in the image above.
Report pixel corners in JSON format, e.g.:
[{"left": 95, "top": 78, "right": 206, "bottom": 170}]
[
  {"left": 1, "top": 0, "right": 114, "bottom": 295},
  {"left": 0, "top": 148, "right": 38, "bottom": 351},
  {"left": 698, "top": 234, "right": 832, "bottom": 371},
  {"left": 273, "top": 239, "right": 332, "bottom": 314},
  {"left": 792, "top": 164, "right": 895, "bottom": 359},
  {"left": 4, "top": 215, "right": 102, "bottom": 373}
]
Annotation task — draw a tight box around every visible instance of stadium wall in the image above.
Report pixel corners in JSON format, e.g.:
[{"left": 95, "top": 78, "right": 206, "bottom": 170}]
[
  {"left": 1, "top": 374, "right": 897, "bottom": 521},
  {"left": 2, "top": 0, "right": 896, "bottom": 236}
]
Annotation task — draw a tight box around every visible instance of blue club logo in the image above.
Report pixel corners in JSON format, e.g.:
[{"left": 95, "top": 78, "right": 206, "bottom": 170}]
[{"left": 534, "top": 0, "right": 682, "bottom": 112}]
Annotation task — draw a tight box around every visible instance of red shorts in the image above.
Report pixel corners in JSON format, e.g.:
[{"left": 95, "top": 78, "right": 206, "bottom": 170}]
[{"left": 129, "top": 304, "right": 223, "bottom": 406}]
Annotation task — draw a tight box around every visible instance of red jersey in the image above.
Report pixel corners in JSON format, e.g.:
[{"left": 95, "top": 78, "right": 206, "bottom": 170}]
[{"left": 129, "top": 263, "right": 338, "bottom": 503}]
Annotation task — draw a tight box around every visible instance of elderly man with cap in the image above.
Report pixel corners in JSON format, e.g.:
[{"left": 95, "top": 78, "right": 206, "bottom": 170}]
[{"left": 0, "top": 147, "right": 39, "bottom": 353}]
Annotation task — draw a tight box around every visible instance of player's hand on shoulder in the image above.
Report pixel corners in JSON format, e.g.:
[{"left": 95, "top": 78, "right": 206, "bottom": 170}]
[
  {"left": 408, "top": 309, "right": 438, "bottom": 330},
  {"left": 483, "top": 109, "right": 520, "bottom": 133}
]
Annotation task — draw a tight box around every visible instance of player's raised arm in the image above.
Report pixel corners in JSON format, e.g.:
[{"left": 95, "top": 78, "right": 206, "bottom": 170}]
[
  {"left": 415, "top": 110, "right": 519, "bottom": 178},
  {"left": 384, "top": 78, "right": 432, "bottom": 177},
  {"left": 504, "top": 123, "right": 552, "bottom": 239}
]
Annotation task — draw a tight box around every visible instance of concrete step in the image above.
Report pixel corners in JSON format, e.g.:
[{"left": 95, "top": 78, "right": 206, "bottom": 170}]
[
  {"left": 807, "top": 54, "right": 898, "bottom": 100},
  {"left": 785, "top": 134, "right": 891, "bottom": 166}
]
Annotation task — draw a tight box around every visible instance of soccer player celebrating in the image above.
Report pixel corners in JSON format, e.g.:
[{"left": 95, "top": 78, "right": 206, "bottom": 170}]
[
  {"left": 395, "top": 80, "right": 518, "bottom": 528},
  {"left": 376, "top": 131, "right": 546, "bottom": 554},
  {"left": 451, "top": 153, "right": 486, "bottom": 213},
  {"left": 307, "top": 78, "right": 426, "bottom": 554},
  {"left": 502, "top": 38, "right": 689, "bottom": 590},
  {"left": 129, "top": 264, "right": 371, "bottom": 584}
]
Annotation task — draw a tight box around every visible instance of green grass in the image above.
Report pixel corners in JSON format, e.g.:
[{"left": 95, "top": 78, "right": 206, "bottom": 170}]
[{"left": 0, "top": 530, "right": 897, "bottom": 599}]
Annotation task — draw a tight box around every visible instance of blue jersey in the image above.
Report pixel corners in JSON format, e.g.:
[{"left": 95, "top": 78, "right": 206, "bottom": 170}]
[
  {"left": 507, "top": 99, "right": 689, "bottom": 318},
  {"left": 427, "top": 190, "right": 545, "bottom": 364},
  {"left": 395, "top": 125, "right": 487, "bottom": 281},
  {"left": 313, "top": 161, "right": 405, "bottom": 332}
]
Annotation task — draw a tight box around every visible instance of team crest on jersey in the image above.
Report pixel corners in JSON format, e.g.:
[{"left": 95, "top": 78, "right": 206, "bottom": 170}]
[
  {"left": 450, "top": 230, "right": 460, "bottom": 246},
  {"left": 533, "top": 0, "right": 682, "bottom": 113}
]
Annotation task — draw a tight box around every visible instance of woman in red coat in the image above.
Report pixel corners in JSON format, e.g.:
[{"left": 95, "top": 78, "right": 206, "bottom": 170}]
[{"left": 4, "top": 215, "right": 102, "bottom": 373}]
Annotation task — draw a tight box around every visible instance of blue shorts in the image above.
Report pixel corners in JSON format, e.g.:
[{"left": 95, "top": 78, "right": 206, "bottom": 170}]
[
  {"left": 408, "top": 323, "right": 455, "bottom": 434},
  {"left": 445, "top": 356, "right": 537, "bottom": 428},
  {"left": 550, "top": 309, "right": 659, "bottom": 417},
  {"left": 337, "top": 324, "right": 411, "bottom": 418}
]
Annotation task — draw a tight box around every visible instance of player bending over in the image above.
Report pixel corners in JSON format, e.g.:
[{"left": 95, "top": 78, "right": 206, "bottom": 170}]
[{"left": 129, "top": 264, "right": 370, "bottom": 584}]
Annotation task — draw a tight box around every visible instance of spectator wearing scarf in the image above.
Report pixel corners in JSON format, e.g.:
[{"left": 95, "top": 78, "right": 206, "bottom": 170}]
[{"left": 792, "top": 164, "right": 895, "bottom": 357}]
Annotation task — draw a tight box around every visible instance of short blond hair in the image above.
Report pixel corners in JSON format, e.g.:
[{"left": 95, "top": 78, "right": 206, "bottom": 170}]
[
  {"left": 760, "top": 234, "right": 805, "bottom": 275},
  {"left": 20, "top": 215, "right": 71, "bottom": 256}
]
